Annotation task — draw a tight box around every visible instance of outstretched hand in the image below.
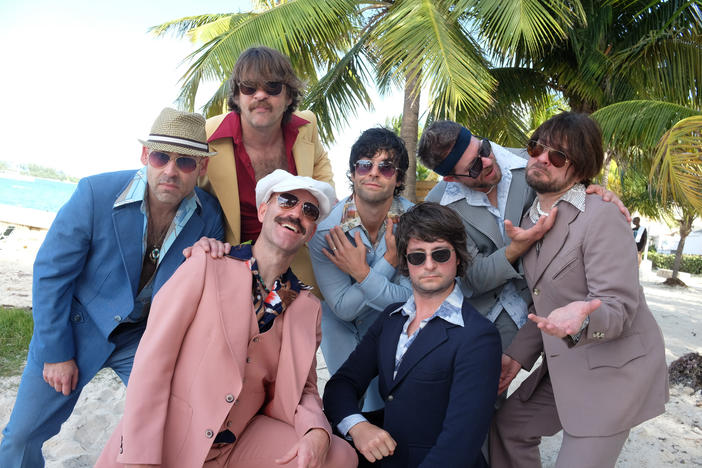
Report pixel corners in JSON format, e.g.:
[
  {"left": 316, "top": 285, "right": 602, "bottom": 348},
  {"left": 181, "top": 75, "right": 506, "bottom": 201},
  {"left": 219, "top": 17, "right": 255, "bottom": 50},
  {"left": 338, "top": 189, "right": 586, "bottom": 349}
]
[
  {"left": 528, "top": 299, "right": 602, "bottom": 338},
  {"left": 505, "top": 206, "right": 558, "bottom": 263}
]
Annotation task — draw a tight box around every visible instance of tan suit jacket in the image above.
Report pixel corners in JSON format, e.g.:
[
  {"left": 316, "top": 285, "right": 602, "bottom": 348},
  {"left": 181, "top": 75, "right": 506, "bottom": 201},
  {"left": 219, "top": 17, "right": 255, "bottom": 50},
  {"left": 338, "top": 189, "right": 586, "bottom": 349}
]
[
  {"left": 200, "top": 110, "right": 334, "bottom": 297},
  {"left": 506, "top": 195, "right": 668, "bottom": 437},
  {"left": 97, "top": 247, "right": 330, "bottom": 467}
]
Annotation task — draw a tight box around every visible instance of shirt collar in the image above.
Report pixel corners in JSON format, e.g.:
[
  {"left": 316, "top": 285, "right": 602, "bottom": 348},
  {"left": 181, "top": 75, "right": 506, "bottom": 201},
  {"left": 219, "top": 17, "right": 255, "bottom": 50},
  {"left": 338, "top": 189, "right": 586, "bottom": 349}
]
[
  {"left": 390, "top": 282, "right": 464, "bottom": 327},
  {"left": 207, "top": 111, "right": 309, "bottom": 143},
  {"left": 228, "top": 242, "right": 312, "bottom": 293},
  {"left": 339, "top": 195, "right": 407, "bottom": 234},
  {"left": 528, "top": 183, "right": 586, "bottom": 224}
]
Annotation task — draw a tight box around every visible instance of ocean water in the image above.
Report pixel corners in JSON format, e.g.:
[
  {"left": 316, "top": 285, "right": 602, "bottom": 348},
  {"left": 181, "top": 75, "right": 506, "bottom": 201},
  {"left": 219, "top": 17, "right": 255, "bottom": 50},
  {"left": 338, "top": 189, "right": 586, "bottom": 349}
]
[{"left": 0, "top": 174, "right": 77, "bottom": 213}]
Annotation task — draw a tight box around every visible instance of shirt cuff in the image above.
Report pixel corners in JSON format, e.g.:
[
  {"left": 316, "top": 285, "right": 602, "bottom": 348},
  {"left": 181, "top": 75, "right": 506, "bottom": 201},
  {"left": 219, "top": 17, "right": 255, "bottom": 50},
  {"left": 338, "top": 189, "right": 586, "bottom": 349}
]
[
  {"left": 565, "top": 316, "right": 590, "bottom": 347},
  {"left": 337, "top": 413, "right": 368, "bottom": 437}
]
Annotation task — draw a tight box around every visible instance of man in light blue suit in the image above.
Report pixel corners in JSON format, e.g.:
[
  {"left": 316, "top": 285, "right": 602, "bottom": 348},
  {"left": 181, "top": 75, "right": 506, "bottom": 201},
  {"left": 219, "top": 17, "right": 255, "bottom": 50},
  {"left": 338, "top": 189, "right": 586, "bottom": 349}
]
[
  {"left": 0, "top": 108, "right": 224, "bottom": 467},
  {"left": 310, "top": 128, "right": 412, "bottom": 412}
]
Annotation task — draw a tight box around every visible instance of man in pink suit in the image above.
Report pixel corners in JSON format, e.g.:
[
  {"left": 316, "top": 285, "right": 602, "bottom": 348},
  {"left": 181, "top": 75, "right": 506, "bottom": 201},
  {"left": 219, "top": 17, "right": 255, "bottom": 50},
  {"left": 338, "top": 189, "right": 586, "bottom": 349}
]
[
  {"left": 97, "top": 170, "right": 357, "bottom": 468},
  {"left": 489, "top": 112, "right": 668, "bottom": 468}
]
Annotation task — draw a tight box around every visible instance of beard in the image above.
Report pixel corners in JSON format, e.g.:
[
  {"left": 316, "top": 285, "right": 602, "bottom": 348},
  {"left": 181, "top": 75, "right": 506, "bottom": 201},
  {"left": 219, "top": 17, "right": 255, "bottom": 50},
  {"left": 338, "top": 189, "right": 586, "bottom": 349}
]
[{"left": 526, "top": 164, "right": 573, "bottom": 194}]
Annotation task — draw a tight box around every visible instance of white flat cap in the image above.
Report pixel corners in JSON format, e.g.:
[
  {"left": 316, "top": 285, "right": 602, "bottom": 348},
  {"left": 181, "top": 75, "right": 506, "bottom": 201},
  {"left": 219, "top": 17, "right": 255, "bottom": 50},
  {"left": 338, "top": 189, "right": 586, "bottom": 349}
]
[{"left": 255, "top": 169, "right": 336, "bottom": 222}]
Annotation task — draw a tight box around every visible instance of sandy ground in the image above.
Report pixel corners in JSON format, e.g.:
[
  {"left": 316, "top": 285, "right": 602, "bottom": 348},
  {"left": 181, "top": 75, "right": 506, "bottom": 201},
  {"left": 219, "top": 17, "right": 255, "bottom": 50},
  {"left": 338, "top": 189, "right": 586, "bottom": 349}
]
[{"left": 0, "top": 223, "right": 700, "bottom": 467}]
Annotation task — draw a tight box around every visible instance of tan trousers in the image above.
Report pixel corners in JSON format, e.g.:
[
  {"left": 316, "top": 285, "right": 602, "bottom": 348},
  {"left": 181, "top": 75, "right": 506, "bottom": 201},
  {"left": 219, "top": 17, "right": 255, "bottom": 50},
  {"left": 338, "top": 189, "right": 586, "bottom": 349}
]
[
  {"left": 204, "top": 415, "right": 358, "bottom": 468},
  {"left": 490, "top": 375, "right": 630, "bottom": 468}
]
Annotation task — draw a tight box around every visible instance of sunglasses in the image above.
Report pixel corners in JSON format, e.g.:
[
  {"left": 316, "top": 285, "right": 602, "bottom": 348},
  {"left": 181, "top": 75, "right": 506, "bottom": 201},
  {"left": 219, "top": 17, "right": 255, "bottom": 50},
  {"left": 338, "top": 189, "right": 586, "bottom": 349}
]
[
  {"left": 527, "top": 140, "right": 569, "bottom": 168},
  {"left": 239, "top": 81, "right": 284, "bottom": 96},
  {"left": 277, "top": 192, "right": 320, "bottom": 222},
  {"left": 354, "top": 160, "right": 397, "bottom": 178},
  {"left": 449, "top": 138, "right": 492, "bottom": 178},
  {"left": 148, "top": 151, "right": 199, "bottom": 173},
  {"left": 406, "top": 248, "right": 454, "bottom": 266}
]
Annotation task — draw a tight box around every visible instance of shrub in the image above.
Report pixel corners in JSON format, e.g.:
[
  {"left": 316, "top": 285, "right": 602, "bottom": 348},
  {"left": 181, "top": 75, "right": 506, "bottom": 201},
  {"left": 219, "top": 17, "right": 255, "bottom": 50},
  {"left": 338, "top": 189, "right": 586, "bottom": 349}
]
[
  {"left": 0, "top": 308, "right": 33, "bottom": 376},
  {"left": 648, "top": 252, "right": 702, "bottom": 275}
]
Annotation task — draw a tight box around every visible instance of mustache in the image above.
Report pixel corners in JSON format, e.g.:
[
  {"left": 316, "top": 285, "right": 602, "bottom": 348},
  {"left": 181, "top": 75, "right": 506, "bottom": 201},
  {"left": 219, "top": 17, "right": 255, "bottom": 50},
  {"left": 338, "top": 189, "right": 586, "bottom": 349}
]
[
  {"left": 249, "top": 101, "right": 272, "bottom": 112},
  {"left": 274, "top": 215, "right": 305, "bottom": 235}
]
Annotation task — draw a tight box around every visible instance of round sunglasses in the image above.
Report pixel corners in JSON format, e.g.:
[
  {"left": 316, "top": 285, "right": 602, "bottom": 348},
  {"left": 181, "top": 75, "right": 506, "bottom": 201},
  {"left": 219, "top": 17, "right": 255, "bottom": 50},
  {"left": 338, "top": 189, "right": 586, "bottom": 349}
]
[
  {"left": 354, "top": 160, "right": 397, "bottom": 178},
  {"left": 277, "top": 192, "right": 320, "bottom": 222},
  {"left": 527, "top": 140, "right": 569, "bottom": 168},
  {"left": 148, "top": 151, "right": 200, "bottom": 173},
  {"left": 448, "top": 138, "right": 492, "bottom": 178},
  {"left": 238, "top": 81, "right": 284, "bottom": 96},
  {"left": 406, "top": 248, "right": 454, "bottom": 266}
]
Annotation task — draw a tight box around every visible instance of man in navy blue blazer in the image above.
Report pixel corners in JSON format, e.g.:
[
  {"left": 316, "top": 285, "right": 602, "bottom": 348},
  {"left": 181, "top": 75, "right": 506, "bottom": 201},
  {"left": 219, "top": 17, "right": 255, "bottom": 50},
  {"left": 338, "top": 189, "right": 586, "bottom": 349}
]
[
  {"left": 0, "top": 108, "right": 224, "bottom": 467},
  {"left": 324, "top": 202, "right": 501, "bottom": 467}
]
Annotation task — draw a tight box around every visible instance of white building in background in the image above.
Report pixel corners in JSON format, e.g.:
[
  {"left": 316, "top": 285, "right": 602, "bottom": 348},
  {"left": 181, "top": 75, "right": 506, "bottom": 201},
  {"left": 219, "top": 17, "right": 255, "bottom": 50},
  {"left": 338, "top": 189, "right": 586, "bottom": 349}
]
[{"left": 656, "top": 229, "right": 702, "bottom": 256}]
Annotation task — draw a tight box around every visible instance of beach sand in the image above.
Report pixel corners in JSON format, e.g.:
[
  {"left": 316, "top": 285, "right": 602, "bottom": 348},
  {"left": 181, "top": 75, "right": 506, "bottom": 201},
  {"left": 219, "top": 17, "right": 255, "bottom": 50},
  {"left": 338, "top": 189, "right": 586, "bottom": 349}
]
[{"left": 0, "top": 224, "right": 700, "bottom": 467}]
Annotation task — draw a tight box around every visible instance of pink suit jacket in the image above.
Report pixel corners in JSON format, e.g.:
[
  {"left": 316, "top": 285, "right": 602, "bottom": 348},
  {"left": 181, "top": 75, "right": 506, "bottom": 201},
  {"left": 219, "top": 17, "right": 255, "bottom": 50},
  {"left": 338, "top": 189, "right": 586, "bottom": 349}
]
[
  {"left": 506, "top": 195, "right": 668, "bottom": 437},
  {"left": 97, "top": 247, "right": 331, "bottom": 467}
]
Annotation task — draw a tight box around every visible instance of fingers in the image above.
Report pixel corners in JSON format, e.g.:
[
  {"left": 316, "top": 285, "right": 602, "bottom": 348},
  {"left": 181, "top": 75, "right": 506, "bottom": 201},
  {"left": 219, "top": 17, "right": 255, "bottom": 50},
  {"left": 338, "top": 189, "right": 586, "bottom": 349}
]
[
  {"left": 586, "top": 298, "right": 602, "bottom": 314},
  {"left": 275, "top": 444, "right": 298, "bottom": 465},
  {"left": 182, "top": 246, "right": 193, "bottom": 258}
]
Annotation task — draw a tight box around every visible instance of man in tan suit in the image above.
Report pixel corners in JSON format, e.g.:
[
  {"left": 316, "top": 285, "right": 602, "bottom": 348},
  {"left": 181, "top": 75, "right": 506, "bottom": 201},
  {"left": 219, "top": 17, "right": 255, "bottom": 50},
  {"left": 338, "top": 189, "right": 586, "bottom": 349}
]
[
  {"left": 97, "top": 170, "right": 356, "bottom": 468},
  {"left": 202, "top": 46, "right": 335, "bottom": 295},
  {"left": 490, "top": 112, "right": 668, "bottom": 468}
]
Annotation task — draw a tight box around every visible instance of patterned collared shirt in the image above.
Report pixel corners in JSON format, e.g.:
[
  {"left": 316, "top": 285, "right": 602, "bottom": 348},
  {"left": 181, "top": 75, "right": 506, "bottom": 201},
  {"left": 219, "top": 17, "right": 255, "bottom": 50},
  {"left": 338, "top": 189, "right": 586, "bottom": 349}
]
[
  {"left": 528, "top": 183, "right": 586, "bottom": 224},
  {"left": 339, "top": 195, "right": 406, "bottom": 247},
  {"left": 439, "top": 144, "right": 529, "bottom": 328},
  {"left": 389, "top": 283, "right": 464, "bottom": 378},
  {"left": 229, "top": 243, "right": 312, "bottom": 333},
  {"left": 113, "top": 167, "right": 201, "bottom": 266}
]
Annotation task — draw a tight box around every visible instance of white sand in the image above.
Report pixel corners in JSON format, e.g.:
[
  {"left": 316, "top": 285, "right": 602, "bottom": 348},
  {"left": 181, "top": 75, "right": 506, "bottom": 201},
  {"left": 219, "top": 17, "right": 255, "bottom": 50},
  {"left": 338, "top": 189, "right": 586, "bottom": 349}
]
[{"left": 0, "top": 224, "right": 700, "bottom": 467}]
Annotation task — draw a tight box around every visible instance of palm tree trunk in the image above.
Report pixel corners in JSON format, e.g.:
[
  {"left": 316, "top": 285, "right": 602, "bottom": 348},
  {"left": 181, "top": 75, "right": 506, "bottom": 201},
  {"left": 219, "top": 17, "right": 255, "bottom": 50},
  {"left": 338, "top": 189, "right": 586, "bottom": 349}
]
[
  {"left": 671, "top": 211, "right": 695, "bottom": 279},
  {"left": 601, "top": 151, "right": 612, "bottom": 189},
  {"left": 400, "top": 71, "right": 420, "bottom": 202}
]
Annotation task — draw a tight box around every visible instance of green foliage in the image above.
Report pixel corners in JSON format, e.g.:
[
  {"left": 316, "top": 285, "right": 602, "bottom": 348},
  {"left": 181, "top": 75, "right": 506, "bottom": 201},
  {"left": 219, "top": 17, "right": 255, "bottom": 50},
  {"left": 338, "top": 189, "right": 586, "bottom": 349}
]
[
  {"left": 0, "top": 161, "right": 79, "bottom": 182},
  {"left": 647, "top": 252, "right": 702, "bottom": 275},
  {"left": 0, "top": 307, "right": 32, "bottom": 376},
  {"left": 0, "top": 161, "right": 9, "bottom": 171}
]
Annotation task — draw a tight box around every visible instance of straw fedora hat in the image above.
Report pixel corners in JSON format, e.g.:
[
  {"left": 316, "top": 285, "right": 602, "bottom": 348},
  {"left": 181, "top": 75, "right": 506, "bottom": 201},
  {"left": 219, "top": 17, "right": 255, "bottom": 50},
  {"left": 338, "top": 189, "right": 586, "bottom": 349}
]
[{"left": 138, "top": 107, "right": 216, "bottom": 157}]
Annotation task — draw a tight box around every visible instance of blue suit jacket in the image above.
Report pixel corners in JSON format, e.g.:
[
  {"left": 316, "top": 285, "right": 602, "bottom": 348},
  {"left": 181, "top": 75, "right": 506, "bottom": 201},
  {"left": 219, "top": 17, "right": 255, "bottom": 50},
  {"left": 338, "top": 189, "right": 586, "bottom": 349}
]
[
  {"left": 28, "top": 170, "right": 224, "bottom": 386},
  {"left": 324, "top": 298, "right": 501, "bottom": 467}
]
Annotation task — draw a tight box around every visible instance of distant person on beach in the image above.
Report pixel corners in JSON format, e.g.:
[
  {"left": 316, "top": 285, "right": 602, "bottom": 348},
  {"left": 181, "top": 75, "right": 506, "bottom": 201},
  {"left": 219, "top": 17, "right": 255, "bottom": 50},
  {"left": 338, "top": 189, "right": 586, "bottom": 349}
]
[
  {"left": 490, "top": 112, "right": 668, "bottom": 467},
  {"left": 632, "top": 216, "right": 648, "bottom": 265},
  {"left": 0, "top": 108, "right": 224, "bottom": 467},
  {"left": 96, "top": 170, "right": 356, "bottom": 468},
  {"left": 202, "top": 45, "right": 335, "bottom": 296}
]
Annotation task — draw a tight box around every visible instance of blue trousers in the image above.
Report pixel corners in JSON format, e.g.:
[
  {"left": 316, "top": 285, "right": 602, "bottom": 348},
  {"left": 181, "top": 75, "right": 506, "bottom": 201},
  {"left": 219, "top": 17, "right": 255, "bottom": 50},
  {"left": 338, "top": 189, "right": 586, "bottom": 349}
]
[{"left": 0, "top": 323, "right": 145, "bottom": 468}]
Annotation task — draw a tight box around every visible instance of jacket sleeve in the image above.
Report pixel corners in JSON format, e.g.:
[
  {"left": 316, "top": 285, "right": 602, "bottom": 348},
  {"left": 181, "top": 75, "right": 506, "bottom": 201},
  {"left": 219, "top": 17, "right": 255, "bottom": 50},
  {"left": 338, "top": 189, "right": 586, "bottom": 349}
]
[
  {"left": 309, "top": 229, "right": 411, "bottom": 321},
  {"left": 31, "top": 177, "right": 95, "bottom": 364},
  {"left": 117, "top": 248, "right": 208, "bottom": 465},
  {"left": 459, "top": 238, "right": 523, "bottom": 297},
  {"left": 419, "top": 323, "right": 501, "bottom": 467}
]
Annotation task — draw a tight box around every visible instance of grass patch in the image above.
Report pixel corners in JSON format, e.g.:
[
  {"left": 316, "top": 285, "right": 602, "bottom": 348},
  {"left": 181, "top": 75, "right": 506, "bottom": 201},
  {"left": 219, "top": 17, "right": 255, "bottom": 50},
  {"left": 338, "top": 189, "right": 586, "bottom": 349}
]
[{"left": 0, "top": 307, "right": 33, "bottom": 376}]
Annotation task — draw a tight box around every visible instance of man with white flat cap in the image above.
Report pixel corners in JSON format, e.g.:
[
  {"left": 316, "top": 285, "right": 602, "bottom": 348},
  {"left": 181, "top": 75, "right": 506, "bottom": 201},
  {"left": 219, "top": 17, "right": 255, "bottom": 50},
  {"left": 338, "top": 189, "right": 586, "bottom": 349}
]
[{"left": 97, "top": 170, "right": 357, "bottom": 468}]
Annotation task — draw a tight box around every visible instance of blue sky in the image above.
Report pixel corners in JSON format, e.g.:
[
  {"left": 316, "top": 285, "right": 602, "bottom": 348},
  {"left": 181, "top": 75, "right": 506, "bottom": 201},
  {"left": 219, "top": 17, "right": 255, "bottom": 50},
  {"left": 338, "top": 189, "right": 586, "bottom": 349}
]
[{"left": 0, "top": 0, "right": 404, "bottom": 196}]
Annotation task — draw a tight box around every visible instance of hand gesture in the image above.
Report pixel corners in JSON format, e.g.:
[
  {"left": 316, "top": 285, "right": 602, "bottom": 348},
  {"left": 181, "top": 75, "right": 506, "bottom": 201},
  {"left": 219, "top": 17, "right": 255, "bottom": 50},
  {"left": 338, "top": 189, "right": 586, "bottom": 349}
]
[
  {"left": 322, "top": 226, "right": 370, "bottom": 283},
  {"left": 383, "top": 218, "right": 398, "bottom": 268},
  {"left": 348, "top": 421, "right": 397, "bottom": 463},
  {"left": 504, "top": 207, "right": 558, "bottom": 263},
  {"left": 43, "top": 359, "right": 79, "bottom": 395},
  {"left": 498, "top": 354, "right": 521, "bottom": 395},
  {"left": 275, "top": 428, "right": 330, "bottom": 468},
  {"left": 182, "top": 236, "right": 231, "bottom": 259},
  {"left": 528, "top": 299, "right": 601, "bottom": 338}
]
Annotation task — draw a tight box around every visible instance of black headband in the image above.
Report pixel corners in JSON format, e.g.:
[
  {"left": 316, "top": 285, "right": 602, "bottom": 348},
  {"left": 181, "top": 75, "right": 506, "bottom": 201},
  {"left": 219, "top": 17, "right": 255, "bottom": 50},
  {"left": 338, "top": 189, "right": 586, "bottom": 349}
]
[{"left": 434, "top": 127, "right": 472, "bottom": 176}]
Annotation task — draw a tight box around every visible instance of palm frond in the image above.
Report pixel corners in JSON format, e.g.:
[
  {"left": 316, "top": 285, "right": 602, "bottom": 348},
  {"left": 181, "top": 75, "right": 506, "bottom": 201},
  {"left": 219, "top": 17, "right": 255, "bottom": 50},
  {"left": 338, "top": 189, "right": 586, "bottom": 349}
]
[{"left": 149, "top": 14, "right": 236, "bottom": 38}]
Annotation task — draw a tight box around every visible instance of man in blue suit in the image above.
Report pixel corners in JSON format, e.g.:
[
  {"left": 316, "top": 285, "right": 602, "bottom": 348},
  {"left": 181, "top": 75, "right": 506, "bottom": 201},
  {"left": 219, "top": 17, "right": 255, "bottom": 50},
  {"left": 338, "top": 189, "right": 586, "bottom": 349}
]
[
  {"left": 323, "top": 202, "right": 501, "bottom": 467},
  {"left": 0, "top": 108, "right": 224, "bottom": 467}
]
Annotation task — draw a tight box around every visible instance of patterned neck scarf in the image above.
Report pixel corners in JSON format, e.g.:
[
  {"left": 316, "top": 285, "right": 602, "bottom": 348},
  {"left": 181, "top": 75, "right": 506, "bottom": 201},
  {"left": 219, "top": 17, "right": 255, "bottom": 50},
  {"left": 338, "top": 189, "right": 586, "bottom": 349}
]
[{"left": 229, "top": 243, "right": 312, "bottom": 333}]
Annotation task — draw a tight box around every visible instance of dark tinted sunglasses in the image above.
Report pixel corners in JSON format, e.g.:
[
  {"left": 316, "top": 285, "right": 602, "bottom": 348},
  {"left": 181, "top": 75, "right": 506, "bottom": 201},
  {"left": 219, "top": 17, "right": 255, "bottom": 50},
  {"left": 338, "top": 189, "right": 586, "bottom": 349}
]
[
  {"left": 354, "top": 160, "right": 397, "bottom": 178},
  {"left": 239, "top": 81, "right": 284, "bottom": 96},
  {"left": 406, "top": 248, "right": 454, "bottom": 266},
  {"left": 449, "top": 138, "right": 492, "bottom": 178},
  {"left": 527, "top": 140, "right": 569, "bottom": 168},
  {"left": 277, "top": 192, "right": 320, "bottom": 222},
  {"left": 148, "top": 151, "right": 199, "bottom": 173}
]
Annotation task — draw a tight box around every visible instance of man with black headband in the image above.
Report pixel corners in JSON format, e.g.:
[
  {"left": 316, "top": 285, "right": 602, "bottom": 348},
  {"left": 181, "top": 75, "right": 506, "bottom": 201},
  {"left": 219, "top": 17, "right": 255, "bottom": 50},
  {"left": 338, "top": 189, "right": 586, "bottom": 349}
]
[{"left": 418, "top": 121, "right": 629, "bottom": 350}]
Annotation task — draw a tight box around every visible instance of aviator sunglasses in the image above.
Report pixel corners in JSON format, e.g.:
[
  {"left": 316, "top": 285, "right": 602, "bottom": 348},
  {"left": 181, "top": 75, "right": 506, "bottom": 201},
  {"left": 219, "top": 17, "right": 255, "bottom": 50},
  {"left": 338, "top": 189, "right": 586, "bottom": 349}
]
[
  {"left": 449, "top": 138, "right": 492, "bottom": 178},
  {"left": 239, "top": 81, "right": 284, "bottom": 96},
  {"left": 148, "top": 151, "right": 199, "bottom": 173},
  {"left": 527, "top": 140, "right": 569, "bottom": 168},
  {"left": 354, "top": 160, "right": 397, "bottom": 178},
  {"left": 406, "top": 248, "right": 454, "bottom": 266},
  {"left": 277, "top": 192, "right": 320, "bottom": 222}
]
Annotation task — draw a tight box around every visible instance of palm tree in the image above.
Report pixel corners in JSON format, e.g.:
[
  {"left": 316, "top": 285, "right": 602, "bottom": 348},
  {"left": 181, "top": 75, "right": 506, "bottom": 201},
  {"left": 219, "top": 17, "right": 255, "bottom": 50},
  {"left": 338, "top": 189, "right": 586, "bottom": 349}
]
[
  {"left": 151, "top": 0, "right": 580, "bottom": 200},
  {"left": 592, "top": 101, "right": 702, "bottom": 285}
]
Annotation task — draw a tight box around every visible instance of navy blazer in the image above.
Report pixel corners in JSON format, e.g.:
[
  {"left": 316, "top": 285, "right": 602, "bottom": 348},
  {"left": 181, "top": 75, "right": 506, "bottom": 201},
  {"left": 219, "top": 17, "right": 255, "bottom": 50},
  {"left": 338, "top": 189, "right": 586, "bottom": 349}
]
[
  {"left": 29, "top": 170, "right": 224, "bottom": 385},
  {"left": 324, "top": 298, "right": 501, "bottom": 467}
]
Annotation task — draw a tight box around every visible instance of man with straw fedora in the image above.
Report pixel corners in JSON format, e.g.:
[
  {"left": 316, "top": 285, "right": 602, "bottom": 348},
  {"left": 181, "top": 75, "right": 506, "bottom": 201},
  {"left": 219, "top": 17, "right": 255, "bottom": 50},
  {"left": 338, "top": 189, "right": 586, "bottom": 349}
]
[{"left": 0, "top": 107, "right": 224, "bottom": 467}]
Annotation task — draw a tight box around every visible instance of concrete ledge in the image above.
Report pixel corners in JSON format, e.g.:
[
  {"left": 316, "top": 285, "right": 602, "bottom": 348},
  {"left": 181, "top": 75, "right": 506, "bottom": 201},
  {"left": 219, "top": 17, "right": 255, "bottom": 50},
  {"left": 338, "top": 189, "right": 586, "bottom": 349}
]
[
  {"left": 656, "top": 269, "right": 691, "bottom": 280},
  {"left": 0, "top": 204, "right": 54, "bottom": 230}
]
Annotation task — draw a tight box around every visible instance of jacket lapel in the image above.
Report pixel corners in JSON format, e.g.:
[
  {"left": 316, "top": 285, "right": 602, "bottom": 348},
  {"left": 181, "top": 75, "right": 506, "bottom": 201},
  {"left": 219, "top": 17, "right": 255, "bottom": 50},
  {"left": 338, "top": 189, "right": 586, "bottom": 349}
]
[
  {"left": 112, "top": 204, "right": 144, "bottom": 295},
  {"left": 529, "top": 202, "right": 581, "bottom": 286},
  {"left": 379, "top": 313, "right": 406, "bottom": 394},
  {"left": 292, "top": 137, "right": 314, "bottom": 176},
  {"left": 504, "top": 168, "right": 532, "bottom": 227},
  {"left": 452, "top": 201, "right": 503, "bottom": 248},
  {"left": 389, "top": 320, "right": 450, "bottom": 392}
]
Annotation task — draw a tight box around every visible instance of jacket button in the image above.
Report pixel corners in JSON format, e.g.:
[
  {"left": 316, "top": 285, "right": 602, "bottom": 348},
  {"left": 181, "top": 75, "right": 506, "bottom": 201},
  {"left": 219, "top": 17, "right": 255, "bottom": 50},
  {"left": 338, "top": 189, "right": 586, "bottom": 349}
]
[
  {"left": 533, "top": 288, "right": 540, "bottom": 296},
  {"left": 72, "top": 314, "right": 81, "bottom": 322},
  {"left": 225, "top": 394, "right": 234, "bottom": 403},
  {"left": 387, "top": 395, "right": 394, "bottom": 401},
  {"left": 246, "top": 357, "right": 251, "bottom": 363},
  {"left": 205, "top": 429, "right": 214, "bottom": 438},
  {"left": 252, "top": 337, "right": 259, "bottom": 343},
  {"left": 114, "top": 315, "right": 122, "bottom": 321}
]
